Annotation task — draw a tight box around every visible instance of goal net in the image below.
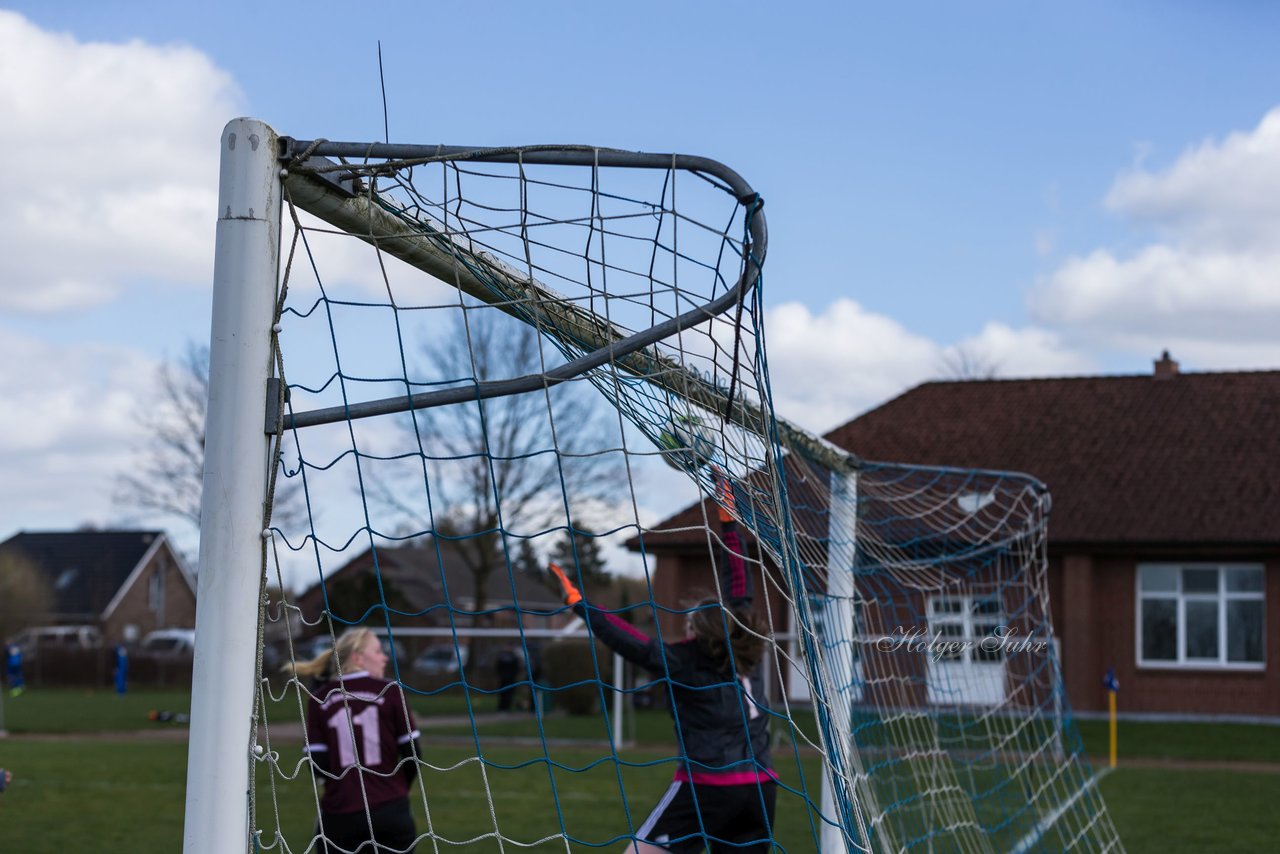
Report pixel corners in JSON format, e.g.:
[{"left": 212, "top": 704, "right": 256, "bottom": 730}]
[{"left": 185, "top": 119, "right": 1122, "bottom": 853}]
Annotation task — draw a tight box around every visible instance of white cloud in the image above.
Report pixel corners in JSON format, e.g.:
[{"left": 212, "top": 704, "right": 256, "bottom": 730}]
[
  {"left": 0, "top": 331, "right": 158, "bottom": 532},
  {"left": 1032, "top": 107, "right": 1280, "bottom": 366},
  {"left": 763, "top": 299, "right": 940, "bottom": 432},
  {"left": 762, "top": 301, "right": 1097, "bottom": 433},
  {"left": 762, "top": 300, "right": 936, "bottom": 430},
  {"left": 1105, "top": 108, "right": 1280, "bottom": 250},
  {"left": 1035, "top": 246, "right": 1280, "bottom": 338},
  {"left": 0, "top": 11, "right": 242, "bottom": 313},
  {"left": 949, "top": 323, "right": 1096, "bottom": 377}
]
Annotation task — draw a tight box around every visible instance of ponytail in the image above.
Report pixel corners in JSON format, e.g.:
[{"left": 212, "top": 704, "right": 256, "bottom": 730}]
[
  {"left": 688, "top": 599, "right": 766, "bottom": 676},
  {"left": 282, "top": 627, "right": 374, "bottom": 680}
]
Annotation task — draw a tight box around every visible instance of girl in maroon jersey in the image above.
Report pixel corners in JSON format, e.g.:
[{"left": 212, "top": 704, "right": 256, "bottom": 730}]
[
  {"left": 288, "top": 627, "right": 421, "bottom": 853},
  {"left": 550, "top": 471, "right": 776, "bottom": 853}
]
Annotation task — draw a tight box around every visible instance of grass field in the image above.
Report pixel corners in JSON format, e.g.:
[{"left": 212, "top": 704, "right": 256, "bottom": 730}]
[
  {"left": 2, "top": 689, "right": 1278, "bottom": 851},
  {"left": 1, "top": 688, "right": 194, "bottom": 733},
  {"left": 1075, "top": 717, "right": 1280, "bottom": 763},
  {"left": 13, "top": 687, "right": 1277, "bottom": 764},
  {"left": 0, "top": 739, "right": 830, "bottom": 851}
]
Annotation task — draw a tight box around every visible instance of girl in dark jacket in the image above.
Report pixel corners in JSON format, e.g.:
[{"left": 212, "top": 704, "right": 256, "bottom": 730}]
[{"left": 550, "top": 474, "right": 775, "bottom": 853}]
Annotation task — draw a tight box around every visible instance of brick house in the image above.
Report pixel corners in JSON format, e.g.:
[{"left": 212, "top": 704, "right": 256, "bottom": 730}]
[
  {"left": 294, "top": 537, "right": 567, "bottom": 635},
  {"left": 635, "top": 355, "right": 1280, "bottom": 719},
  {"left": 0, "top": 529, "right": 196, "bottom": 644}
]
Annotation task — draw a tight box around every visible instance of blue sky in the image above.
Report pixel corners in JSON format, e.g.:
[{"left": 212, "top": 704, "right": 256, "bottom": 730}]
[{"left": 4, "top": 1, "right": 1280, "bottom": 553}]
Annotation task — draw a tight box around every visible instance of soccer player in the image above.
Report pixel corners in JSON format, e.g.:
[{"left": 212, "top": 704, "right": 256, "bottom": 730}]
[
  {"left": 549, "top": 471, "right": 776, "bottom": 853},
  {"left": 287, "top": 628, "right": 421, "bottom": 853}
]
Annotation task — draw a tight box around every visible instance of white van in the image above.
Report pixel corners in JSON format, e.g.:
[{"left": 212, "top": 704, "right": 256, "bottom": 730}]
[
  {"left": 8, "top": 625, "right": 102, "bottom": 656},
  {"left": 139, "top": 628, "right": 197, "bottom": 657}
]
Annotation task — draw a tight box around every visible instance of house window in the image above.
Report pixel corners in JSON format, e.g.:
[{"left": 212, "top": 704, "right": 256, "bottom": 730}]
[
  {"left": 1137, "top": 564, "right": 1265, "bottom": 668},
  {"left": 149, "top": 567, "right": 166, "bottom": 613},
  {"left": 927, "top": 595, "right": 1005, "bottom": 664}
]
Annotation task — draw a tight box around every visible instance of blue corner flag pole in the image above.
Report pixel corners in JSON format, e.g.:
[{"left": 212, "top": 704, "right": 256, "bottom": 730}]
[
  {"left": 5, "top": 644, "right": 23, "bottom": 697},
  {"left": 114, "top": 645, "right": 129, "bottom": 696}
]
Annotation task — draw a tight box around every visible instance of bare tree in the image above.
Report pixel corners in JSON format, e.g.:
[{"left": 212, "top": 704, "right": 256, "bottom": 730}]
[
  {"left": 376, "top": 311, "right": 621, "bottom": 619},
  {"left": 115, "top": 342, "right": 303, "bottom": 535},
  {"left": 550, "top": 523, "right": 611, "bottom": 588},
  {"left": 938, "top": 343, "right": 1000, "bottom": 381},
  {"left": 0, "top": 551, "right": 53, "bottom": 640}
]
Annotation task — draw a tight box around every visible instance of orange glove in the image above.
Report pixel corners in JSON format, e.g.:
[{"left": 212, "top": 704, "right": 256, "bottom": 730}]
[
  {"left": 548, "top": 563, "right": 583, "bottom": 606},
  {"left": 712, "top": 467, "right": 736, "bottom": 523}
]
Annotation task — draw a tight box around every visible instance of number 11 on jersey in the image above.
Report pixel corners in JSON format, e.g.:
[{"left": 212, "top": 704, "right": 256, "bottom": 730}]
[{"left": 327, "top": 704, "right": 382, "bottom": 767}]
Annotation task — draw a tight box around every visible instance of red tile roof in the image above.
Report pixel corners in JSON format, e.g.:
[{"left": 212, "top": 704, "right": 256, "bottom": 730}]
[{"left": 635, "top": 369, "right": 1280, "bottom": 550}]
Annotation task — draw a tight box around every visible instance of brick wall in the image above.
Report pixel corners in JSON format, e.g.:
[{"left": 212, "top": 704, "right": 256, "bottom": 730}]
[
  {"left": 101, "top": 544, "right": 196, "bottom": 644},
  {"left": 1057, "top": 553, "right": 1280, "bottom": 717},
  {"left": 661, "top": 543, "right": 1280, "bottom": 719}
]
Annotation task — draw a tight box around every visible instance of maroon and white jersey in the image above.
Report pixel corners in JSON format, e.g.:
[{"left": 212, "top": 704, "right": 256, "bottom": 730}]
[{"left": 305, "top": 672, "right": 420, "bottom": 814}]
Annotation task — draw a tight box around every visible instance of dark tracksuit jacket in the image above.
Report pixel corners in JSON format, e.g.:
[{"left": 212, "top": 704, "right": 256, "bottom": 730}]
[{"left": 575, "top": 515, "right": 774, "bottom": 785}]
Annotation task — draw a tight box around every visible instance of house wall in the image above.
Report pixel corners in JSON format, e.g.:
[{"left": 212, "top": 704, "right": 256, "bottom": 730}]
[
  {"left": 101, "top": 545, "right": 196, "bottom": 644},
  {"left": 652, "top": 551, "right": 788, "bottom": 639},
  {"left": 1057, "top": 553, "right": 1099, "bottom": 712},
  {"left": 1056, "top": 553, "right": 1280, "bottom": 718},
  {"left": 661, "top": 544, "right": 1280, "bottom": 720},
  {"left": 651, "top": 553, "right": 684, "bottom": 640},
  {"left": 1046, "top": 555, "right": 1064, "bottom": 635}
]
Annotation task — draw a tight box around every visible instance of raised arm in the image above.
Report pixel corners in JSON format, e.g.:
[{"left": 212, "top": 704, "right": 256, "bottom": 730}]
[
  {"left": 715, "top": 471, "right": 752, "bottom": 609},
  {"left": 549, "top": 563, "right": 675, "bottom": 674}
]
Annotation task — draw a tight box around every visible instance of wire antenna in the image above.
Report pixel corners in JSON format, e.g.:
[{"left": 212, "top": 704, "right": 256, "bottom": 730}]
[{"left": 377, "top": 41, "right": 390, "bottom": 143}]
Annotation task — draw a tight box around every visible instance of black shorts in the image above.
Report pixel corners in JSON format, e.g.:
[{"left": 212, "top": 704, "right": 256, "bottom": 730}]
[
  {"left": 636, "top": 779, "right": 777, "bottom": 853},
  {"left": 318, "top": 797, "right": 417, "bottom": 853}
]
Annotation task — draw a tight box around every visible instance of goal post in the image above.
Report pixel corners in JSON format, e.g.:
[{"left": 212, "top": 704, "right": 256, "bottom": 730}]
[
  {"left": 184, "top": 118, "right": 283, "bottom": 852},
  {"left": 819, "top": 469, "right": 872, "bottom": 852},
  {"left": 186, "top": 118, "right": 1123, "bottom": 854}
]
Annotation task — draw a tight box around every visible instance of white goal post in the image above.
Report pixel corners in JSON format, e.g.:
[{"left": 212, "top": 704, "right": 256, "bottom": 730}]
[
  {"left": 184, "top": 117, "right": 1123, "bottom": 854},
  {"left": 184, "top": 118, "right": 282, "bottom": 853}
]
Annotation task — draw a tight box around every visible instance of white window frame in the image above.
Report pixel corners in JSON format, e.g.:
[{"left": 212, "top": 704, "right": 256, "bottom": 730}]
[
  {"left": 785, "top": 595, "right": 866, "bottom": 704},
  {"left": 1135, "top": 563, "right": 1266, "bottom": 670},
  {"left": 149, "top": 566, "right": 166, "bottom": 613},
  {"left": 926, "top": 594, "right": 1006, "bottom": 666},
  {"left": 925, "top": 593, "right": 1007, "bottom": 707}
]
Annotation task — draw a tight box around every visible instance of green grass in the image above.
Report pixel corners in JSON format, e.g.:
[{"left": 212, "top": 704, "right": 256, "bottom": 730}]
[
  {"left": 1, "top": 688, "right": 193, "bottom": 733},
  {"left": 429, "top": 707, "right": 676, "bottom": 743},
  {"left": 1099, "top": 767, "right": 1279, "bottom": 853},
  {"left": 1, "top": 736, "right": 1274, "bottom": 853},
  {"left": 1075, "top": 717, "right": 1280, "bottom": 764},
  {"left": 258, "top": 739, "right": 829, "bottom": 852},
  {"left": 0, "top": 738, "right": 829, "bottom": 852},
  {"left": 6, "top": 690, "right": 1280, "bottom": 851},
  {"left": 0, "top": 740, "right": 188, "bottom": 851}
]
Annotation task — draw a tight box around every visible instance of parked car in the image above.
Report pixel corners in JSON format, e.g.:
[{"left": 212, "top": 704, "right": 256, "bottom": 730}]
[
  {"left": 296, "top": 635, "right": 335, "bottom": 663},
  {"left": 293, "top": 634, "right": 407, "bottom": 668},
  {"left": 8, "top": 625, "right": 102, "bottom": 657},
  {"left": 382, "top": 637, "right": 409, "bottom": 666},
  {"left": 139, "top": 628, "right": 197, "bottom": 657},
  {"left": 413, "top": 644, "right": 468, "bottom": 675}
]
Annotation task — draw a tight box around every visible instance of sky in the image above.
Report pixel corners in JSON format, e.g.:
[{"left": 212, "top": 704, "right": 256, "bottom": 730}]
[{"left": 4, "top": 1, "right": 1280, "bottom": 571}]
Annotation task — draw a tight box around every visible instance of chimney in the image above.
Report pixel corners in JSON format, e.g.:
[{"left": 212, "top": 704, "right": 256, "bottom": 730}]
[{"left": 1154, "top": 349, "right": 1179, "bottom": 380}]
